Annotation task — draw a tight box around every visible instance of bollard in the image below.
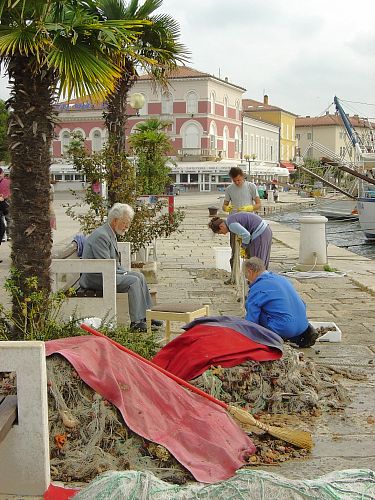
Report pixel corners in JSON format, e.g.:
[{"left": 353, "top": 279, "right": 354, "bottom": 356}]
[{"left": 298, "top": 215, "right": 328, "bottom": 271}]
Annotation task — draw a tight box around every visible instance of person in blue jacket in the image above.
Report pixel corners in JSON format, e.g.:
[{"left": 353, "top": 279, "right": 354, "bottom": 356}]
[{"left": 243, "top": 256, "right": 318, "bottom": 348}]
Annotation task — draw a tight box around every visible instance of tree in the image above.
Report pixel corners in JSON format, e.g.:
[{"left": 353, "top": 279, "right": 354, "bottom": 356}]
[
  {"left": 0, "top": 0, "right": 147, "bottom": 335},
  {"left": 66, "top": 134, "right": 185, "bottom": 253},
  {"left": 0, "top": 99, "right": 9, "bottom": 162},
  {"left": 96, "top": 0, "right": 189, "bottom": 204},
  {"left": 128, "top": 118, "right": 172, "bottom": 194}
]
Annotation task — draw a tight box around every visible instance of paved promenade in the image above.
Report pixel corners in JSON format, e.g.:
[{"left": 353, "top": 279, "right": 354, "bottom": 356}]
[{"left": 1, "top": 190, "right": 374, "bottom": 481}]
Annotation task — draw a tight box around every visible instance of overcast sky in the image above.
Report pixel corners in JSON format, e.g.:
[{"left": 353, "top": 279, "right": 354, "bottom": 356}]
[{"left": 0, "top": 0, "right": 374, "bottom": 118}]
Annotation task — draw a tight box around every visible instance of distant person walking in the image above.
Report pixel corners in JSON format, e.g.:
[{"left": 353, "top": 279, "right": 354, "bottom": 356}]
[
  {"left": 222, "top": 167, "right": 261, "bottom": 284},
  {"left": 0, "top": 167, "right": 11, "bottom": 242}
]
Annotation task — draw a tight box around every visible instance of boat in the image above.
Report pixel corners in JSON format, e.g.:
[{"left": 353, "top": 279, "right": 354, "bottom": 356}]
[
  {"left": 357, "top": 187, "right": 375, "bottom": 239},
  {"left": 317, "top": 199, "right": 358, "bottom": 221}
]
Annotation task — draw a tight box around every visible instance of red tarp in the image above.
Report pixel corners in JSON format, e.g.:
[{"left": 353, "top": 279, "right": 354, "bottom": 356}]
[
  {"left": 44, "top": 484, "right": 79, "bottom": 499},
  {"left": 152, "top": 325, "right": 282, "bottom": 380},
  {"left": 46, "top": 336, "right": 256, "bottom": 483}
]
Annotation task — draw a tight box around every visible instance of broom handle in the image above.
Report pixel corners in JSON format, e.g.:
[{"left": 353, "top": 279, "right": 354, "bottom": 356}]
[{"left": 80, "top": 323, "right": 228, "bottom": 410}]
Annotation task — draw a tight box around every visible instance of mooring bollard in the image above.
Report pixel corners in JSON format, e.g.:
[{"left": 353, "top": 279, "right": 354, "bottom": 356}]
[{"left": 298, "top": 215, "right": 328, "bottom": 271}]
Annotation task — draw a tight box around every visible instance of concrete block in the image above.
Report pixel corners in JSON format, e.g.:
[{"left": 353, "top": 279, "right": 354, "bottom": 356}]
[{"left": 0, "top": 341, "right": 50, "bottom": 495}]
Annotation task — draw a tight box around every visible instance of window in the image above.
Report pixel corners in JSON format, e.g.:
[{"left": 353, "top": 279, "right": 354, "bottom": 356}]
[
  {"left": 281, "top": 123, "right": 284, "bottom": 138},
  {"left": 180, "top": 174, "right": 188, "bottom": 182},
  {"left": 261, "top": 137, "right": 265, "bottom": 160},
  {"left": 292, "top": 126, "right": 295, "bottom": 141},
  {"left": 190, "top": 174, "right": 198, "bottom": 182},
  {"left": 296, "top": 133, "right": 301, "bottom": 140},
  {"left": 92, "top": 130, "right": 102, "bottom": 152},
  {"left": 286, "top": 124, "right": 289, "bottom": 139},
  {"left": 161, "top": 93, "right": 173, "bottom": 114},
  {"left": 61, "top": 131, "right": 71, "bottom": 155},
  {"left": 223, "top": 96, "right": 228, "bottom": 118},
  {"left": 235, "top": 100, "right": 240, "bottom": 121},
  {"left": 209, "top": 122, "right": 217, "bottom": 151},
  {"left": 186, "top": 91, "right": 198, "bottom": 115},
  {"left": 234, "top": 128, "right": 241, "bottom": 153},
  {"left": 307, "top": 132, "right": 312, "bottom": 140},
  {"left": 210, "top": 92, "right": 215, "bottom": 114},
  {"left": 64, "top": 174, "right": 74, "bottom": 181},
  {"left": 223, "top": 128, "right": 229, "bottom": 157}
]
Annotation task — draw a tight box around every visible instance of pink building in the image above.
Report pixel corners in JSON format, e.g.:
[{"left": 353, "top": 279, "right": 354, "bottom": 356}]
[{"left": 52, "top": 67, "right": 248, "bottom": 191}]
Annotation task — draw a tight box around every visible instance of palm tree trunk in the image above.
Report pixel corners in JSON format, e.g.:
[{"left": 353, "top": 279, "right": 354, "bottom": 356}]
[
  {"left": 7, "top": 56, "right": 55, "bottom": 329},
  {"left": 103, "top": 61, "right": 135, "bottom": 206}
]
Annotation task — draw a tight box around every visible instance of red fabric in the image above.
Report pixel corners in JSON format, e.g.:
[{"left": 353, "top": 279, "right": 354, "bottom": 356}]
[
  {"left": 44, "top": 484, "right": 79, "bottom": 499},
  {"left": 152, "top": 325, "right": 282, "bottom": 381},
  {"left": 45, "top": 336, "right": 256, "bottom": 483}
]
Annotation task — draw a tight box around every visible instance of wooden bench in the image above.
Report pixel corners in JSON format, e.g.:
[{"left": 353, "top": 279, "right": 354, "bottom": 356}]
[{"left": 0, "top": 395, "right": 17, "bottom": 445}]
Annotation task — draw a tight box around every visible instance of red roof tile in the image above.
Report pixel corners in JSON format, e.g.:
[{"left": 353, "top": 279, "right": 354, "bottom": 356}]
[{"left": 296, "top": 114, "right": 371, "bottom": 128}]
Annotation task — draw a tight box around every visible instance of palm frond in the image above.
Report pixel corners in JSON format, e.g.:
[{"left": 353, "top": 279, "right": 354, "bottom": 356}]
[{"left": 47, "top": 37, "right": 122, "bottom": 99}]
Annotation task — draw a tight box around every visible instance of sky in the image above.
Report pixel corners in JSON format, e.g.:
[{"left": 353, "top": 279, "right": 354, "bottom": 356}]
[{"left": 0, "top": 0, "right": 374, "bottom": 119}]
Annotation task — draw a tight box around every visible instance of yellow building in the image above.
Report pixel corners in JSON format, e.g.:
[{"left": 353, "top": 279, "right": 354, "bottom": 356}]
[{"left": 242, "top": 95, "right": 297, "bottom": 170}]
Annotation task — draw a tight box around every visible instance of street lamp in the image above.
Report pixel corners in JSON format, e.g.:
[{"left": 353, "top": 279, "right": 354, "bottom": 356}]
[{"left": 129, "top": 93, "right": 145, "bottom": 116}]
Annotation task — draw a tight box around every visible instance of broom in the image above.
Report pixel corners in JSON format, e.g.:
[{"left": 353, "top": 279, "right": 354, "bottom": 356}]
[{"left": 80, "top": 323, "right": 313, "bottom": 450}]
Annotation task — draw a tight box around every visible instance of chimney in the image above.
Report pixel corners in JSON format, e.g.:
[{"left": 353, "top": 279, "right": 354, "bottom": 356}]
[
  {"left": 224, "top": 77, "right": 228, "bottom": 82},
  {"left": 325, "top": 111, "right": 329, "bottom": 115},
  {"left": 263, "top": 94, "right": 269, "bottom": 105}
]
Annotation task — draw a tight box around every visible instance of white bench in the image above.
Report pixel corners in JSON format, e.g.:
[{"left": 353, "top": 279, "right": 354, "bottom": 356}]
[
  {"left": 0, "top": 342, "right": 50, "bottom": 496},
  {"left": 50, "top": 241, "right": 132, "bottom": 325}
]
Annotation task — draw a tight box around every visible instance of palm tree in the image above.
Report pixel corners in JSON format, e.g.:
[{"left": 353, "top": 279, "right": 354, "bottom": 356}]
[
  {"left": 0, "top": 0, "right": 147, "bottom": 331},
  {"left": 96, "top": 0, "right": 189, "bottom": 203}
]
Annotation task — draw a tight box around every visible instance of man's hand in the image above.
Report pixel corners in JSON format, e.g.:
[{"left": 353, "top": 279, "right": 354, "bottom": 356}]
[{"left": 239, "top": 205, "right": 254, "bottom": 212}]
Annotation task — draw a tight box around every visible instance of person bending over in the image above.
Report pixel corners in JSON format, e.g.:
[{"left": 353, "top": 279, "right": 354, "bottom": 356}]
[
  {"left": 209, "top": 212, "right": 272, "bottom": 269},
  {"left": 243, "top": 257, "right": 318, "bottom": 348},
  {"left": 222, "top": 166, "right": 261, "bottom": 284},
  {"left": 80, "top": 203, "right": 161, "bottom": 332}
]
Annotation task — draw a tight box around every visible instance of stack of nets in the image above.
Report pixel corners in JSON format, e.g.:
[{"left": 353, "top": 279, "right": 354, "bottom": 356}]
[
  {"left": 47, "top": 355, "right": 192, "bottom": 484},
  {"left": 74, "top": 468, "right": 375, "bottom": 500},
  {"left": 191, "top": 344, "right": 356, "bottom": 415}
]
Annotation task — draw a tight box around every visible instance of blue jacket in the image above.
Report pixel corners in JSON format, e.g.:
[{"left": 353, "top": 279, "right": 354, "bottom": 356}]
[{"left": 245, "top": 272, "right": 309, "bottom": 339}]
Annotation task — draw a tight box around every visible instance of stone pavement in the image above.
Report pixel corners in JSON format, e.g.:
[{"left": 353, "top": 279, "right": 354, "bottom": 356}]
[{"left": 1, "top": 190, "right": 374, "bottom": 482}]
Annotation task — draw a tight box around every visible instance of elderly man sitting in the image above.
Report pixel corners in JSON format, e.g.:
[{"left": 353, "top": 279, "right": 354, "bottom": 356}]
[
  {"left": 243, "top": 257, "right": 318, "bottom": 348},
  {"left": 80, "top": 203, "right": 161, "bottom": 332}
]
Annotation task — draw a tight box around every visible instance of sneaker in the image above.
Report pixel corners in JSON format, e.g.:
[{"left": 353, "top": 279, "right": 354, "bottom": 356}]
[{"left": 129, "top": 321, "right": 147, "bottom": 332}]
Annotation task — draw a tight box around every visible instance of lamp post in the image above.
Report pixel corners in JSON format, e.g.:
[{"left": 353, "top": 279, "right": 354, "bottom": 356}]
[{"left": 129, "top": 93, "right": 145, "bottom": 116}]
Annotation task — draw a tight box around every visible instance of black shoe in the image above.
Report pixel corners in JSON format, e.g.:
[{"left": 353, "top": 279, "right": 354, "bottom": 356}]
[
  {"left": 151, "top": 319, "right": 163, "bottom": 327},
  {"left": 130, "top": 321, "right": 147, "bottom": 332}
]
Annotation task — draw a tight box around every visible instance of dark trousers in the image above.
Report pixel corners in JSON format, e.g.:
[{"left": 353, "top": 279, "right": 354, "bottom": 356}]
[{"left": 0, "top": 214, "right": 5, "bottom": 243}]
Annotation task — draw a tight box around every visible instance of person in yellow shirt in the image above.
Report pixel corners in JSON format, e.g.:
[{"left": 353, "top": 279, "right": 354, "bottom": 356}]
[{"left": 222, "top": 167, "right": 261, "bottom": 284}]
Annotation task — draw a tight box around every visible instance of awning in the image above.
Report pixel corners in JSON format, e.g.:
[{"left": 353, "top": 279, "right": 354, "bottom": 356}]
[{"left": 280, "top": 162, "right": 296, "bottom": 172}]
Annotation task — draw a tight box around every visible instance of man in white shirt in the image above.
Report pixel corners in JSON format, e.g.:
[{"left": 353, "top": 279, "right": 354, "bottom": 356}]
[{"left": 222, "top": 167, "right": 261, "bottom": 284}]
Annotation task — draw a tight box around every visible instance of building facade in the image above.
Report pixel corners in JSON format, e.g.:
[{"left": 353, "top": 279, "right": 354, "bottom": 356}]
[
  {"left": 51, "top": 67, "right": 287, "bottom": 191},
  {"left": 295, "top": 113, "right": 372, "bottom": 162},
  {"left": 243, "top": 95, "right": 297, "bottom": 170}
]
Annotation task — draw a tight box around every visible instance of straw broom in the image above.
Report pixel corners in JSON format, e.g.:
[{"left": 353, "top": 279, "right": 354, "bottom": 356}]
[{"left": 80, "top": 323, "right": 313, "bottom": 450}]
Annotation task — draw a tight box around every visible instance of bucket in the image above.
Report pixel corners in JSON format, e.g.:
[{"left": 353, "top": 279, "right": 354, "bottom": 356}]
[
  {"left": 208, "top": 206, "right": 219, "bottom": 216},
  {"left": 213, "top": 247, "right": 231, "bottom": 272}
]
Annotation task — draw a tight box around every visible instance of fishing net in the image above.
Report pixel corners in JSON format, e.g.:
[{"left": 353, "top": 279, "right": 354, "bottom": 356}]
[
  {"left": 46, "top": 355, "right": 192, "bottom": 484},
  {"left": 190, "top": 344, "right": 361, "bottom": 415},
  {"left": 74, "top": 468, "right": 375, "bottom": 500}
]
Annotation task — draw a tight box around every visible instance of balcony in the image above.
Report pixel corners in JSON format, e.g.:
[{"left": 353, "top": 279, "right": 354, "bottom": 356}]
[{"left": 177, "top": 148, "right": 219, "bottom": 162}]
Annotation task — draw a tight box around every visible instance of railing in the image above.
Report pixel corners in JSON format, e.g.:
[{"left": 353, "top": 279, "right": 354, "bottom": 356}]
[{"left": 177, "top": 148, "right": 218, "bottom": 158}]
